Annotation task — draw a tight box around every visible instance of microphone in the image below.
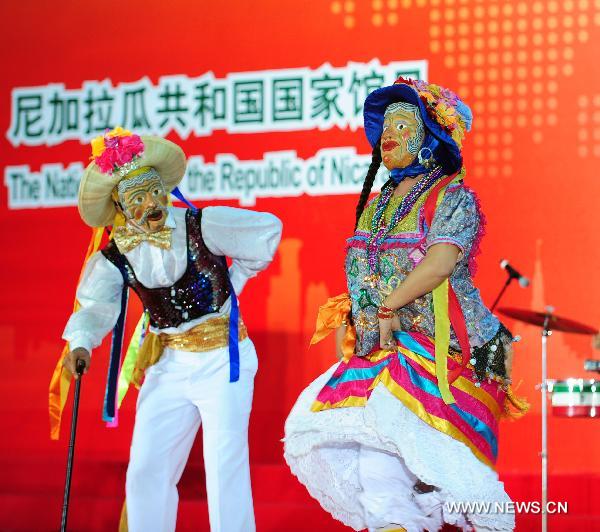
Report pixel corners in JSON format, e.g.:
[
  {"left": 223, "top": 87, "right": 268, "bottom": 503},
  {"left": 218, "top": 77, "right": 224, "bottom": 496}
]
[{"left": 500, "top": 259, "right": 530, "bottom": 288}]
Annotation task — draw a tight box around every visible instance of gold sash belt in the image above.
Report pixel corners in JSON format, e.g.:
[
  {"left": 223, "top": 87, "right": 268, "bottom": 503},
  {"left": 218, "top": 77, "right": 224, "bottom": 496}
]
[
  {"left": 132, "top": 316, "right": 248, "bottom": 387},
  {"left": 161, "top": 315, "right": 248, "bottom": 352}
]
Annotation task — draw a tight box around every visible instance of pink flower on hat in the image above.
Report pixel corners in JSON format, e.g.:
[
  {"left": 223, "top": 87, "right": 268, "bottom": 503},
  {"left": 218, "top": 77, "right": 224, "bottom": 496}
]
[{"left": 90, "top": 127, "right": 145, "bottom": 174}]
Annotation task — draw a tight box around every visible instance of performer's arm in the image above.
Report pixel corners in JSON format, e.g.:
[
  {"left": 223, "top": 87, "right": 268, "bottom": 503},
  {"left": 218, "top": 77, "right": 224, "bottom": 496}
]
[
  {"left": 62, "top": 252, "right": 124, "bottom": 377},
  {"left": 383, "top": 243, "right": 460, "bottom": 308},
  {"left": 379, "top": 186, "right": 479, "bottom": 348},
  {"left": 201, "top": 206, "right": 283, "bottom": 295},
  {"left": 379, "top": 244, "right": 459, "bottom": 347}
]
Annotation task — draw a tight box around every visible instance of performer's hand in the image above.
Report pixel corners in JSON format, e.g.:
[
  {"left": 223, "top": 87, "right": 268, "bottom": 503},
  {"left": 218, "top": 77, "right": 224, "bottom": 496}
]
[
  {"left": 379, "top": 314, "right": 401, "bottom": 350},
  {"left": 63, "top": 348, "right": 90, "bottom": 380},
  {"left": 594, "top": 333, "right": 600, "bottom": 350},
  {"left": 335, "top": 323, "right": 347, "bottom": 360}
]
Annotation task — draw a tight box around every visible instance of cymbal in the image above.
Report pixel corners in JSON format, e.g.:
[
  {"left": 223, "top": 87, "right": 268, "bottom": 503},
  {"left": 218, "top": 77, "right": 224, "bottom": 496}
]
[{"left": 497, "top": 307, "right": 599, "bottom": 335}]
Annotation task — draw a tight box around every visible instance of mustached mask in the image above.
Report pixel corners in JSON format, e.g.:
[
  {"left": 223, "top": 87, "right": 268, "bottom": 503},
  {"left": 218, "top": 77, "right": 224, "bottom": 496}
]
[{"left": 114, "top": 167, "right": 169, "bottom": 233}]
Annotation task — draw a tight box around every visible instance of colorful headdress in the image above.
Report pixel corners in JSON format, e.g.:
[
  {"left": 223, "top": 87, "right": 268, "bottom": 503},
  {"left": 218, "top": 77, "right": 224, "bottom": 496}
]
[
  {"left": 78, "top": 127, "right": 187, "bottom": 227},
  {"left": 363, "top": 77, "right": 473, "bottom": 175},
  {"left": 405, "top": 78, "right": 472, "bottom": 148},
  {"left": 90, "top": 127, "right": 145, "bottom": 177}
]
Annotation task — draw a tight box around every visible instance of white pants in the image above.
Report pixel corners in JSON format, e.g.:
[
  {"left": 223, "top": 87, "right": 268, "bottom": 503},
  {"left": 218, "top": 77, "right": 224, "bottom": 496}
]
[
  {"left": 126, "top": 338, "right": 258, "bottom": 532},
  {"left": 357, "top": 445, "right": 446, "bottom": 532}
]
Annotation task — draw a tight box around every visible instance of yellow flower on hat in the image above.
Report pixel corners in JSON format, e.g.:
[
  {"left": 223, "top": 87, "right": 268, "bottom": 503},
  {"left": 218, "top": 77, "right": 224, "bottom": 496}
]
[
  {"left": 107, "top": 126, "right": 132, "bottom": 138},
  {"left": 91, "top": 136, "right": 106, "bottom": 159},
  {"left": 420, "top": 92, "right": 437, "bottom": 106},
  {"left": 428, "top": 84, "right": 442, "bottom": 97},
  {"left": 432, "top": 103, "right": 453, "bottom": 127}
]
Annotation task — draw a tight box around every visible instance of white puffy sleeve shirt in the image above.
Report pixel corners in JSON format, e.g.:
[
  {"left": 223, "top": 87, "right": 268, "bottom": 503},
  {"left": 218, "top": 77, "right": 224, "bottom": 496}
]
[{"left": 62, "top": 206, "right": 282, "bottom": 353}]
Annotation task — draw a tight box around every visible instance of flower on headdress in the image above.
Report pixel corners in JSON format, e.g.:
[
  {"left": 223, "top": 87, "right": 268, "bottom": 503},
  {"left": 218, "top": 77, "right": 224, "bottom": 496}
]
[
  {"left": 435, "top": 103, "right": 457, "bottom": 125},
  {"left": 420, "top": 92, "right": 437, "bottom": 106},
  {"left": 90, "top": 127, "right": 144, "bottom": 174},
  {"left": 394, "top": 77, "right": 468, "bottom": 148},
  {"left": 406, "top": 78, "right": 428, "bottom": 92},
  {"left": 439, "top": 86, "right": 459, "bottom": 105}
]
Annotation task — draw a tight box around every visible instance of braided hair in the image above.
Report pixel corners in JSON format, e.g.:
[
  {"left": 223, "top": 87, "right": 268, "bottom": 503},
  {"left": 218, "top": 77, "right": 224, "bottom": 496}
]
[{"left": 354, "top": 141, "right": 381, "bottom": 230}]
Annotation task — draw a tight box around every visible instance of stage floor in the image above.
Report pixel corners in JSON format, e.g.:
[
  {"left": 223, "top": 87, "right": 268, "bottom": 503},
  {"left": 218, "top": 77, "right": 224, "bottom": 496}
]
[{"left": 2, "top": 455, "right": 598, "bottom": 531}]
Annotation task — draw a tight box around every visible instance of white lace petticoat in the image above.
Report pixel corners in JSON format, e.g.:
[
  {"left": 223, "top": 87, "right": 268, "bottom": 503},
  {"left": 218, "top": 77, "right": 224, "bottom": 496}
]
[{"left": 283, "top": 363, "right": 515, "bottom": 532}]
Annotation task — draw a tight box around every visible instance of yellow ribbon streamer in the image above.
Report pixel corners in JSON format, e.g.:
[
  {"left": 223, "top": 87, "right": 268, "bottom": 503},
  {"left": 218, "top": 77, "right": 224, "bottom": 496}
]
[
  {"left": 49, "top": 226, "right": 105, "bottom": 440},
  {"left": 132, "top": 332, "right": 164, "bottom": 387},
  {"left": 430, "top": 180, "right": 456, "bottom": 405},
  {"left": 432, "top": 278, "right": 456, "bottom": 404},
  {"left": 117, "top": 312, "right": 148, "bottom": 407},
  {"left": 119, "top": 501, "right": 128, "bottom": 532}
]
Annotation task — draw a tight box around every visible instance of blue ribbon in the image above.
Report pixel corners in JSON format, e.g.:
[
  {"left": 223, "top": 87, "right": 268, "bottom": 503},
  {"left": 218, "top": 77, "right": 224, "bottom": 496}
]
[
  {"left": 103, "top": 286, "right": 129, "bottom": 422},
  {"left": 228, "top": 279, "right": 240, "bottom": 382},
  {"left": 171, "top": 186, "right": 240, "bottom": 383},
  {"left": 171, "top": 186, "right": 198, "bottom": 211}
]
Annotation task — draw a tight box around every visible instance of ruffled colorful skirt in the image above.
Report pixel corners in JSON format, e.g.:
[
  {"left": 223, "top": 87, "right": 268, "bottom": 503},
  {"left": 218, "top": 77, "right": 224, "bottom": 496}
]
[{"left": 284, "top": 331, "right": 525, "bottom": 531}]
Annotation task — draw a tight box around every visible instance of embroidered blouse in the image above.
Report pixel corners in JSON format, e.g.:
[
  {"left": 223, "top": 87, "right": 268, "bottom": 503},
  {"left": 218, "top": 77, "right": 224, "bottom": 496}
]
[{"left": 346, "top": 179, "right": 499, "bottom": 357}]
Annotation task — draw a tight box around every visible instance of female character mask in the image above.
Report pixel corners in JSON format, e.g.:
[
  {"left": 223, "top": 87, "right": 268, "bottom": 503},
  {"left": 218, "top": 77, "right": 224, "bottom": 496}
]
[{"left": 380, "top": 102, "right": 425, "bottom": 171}]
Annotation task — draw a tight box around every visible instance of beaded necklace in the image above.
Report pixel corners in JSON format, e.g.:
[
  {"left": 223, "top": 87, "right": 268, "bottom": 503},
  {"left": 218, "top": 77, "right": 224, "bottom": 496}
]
[{"left": 366, "top": 165, "right": 443, "bottom": 274}]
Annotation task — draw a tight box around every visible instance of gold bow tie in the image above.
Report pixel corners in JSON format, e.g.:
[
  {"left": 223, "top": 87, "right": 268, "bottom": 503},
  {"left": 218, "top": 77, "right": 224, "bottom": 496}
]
[{"left": 113, "top": 225, "right": 173, "bottom": 254}]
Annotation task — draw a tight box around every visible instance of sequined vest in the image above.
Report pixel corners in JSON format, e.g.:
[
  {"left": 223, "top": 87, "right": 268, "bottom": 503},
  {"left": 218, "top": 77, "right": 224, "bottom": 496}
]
[{"left": 101, "top": 209, "right": 231, "bottom": 329}]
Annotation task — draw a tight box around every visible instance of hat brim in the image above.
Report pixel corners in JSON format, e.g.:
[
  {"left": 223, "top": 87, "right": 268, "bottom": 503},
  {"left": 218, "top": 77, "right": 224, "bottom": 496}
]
[
  {"left": 363, "top": 84, "right": 462, "bottom": 174},
  {"left": 78, "top": 136, "right": 187, "bottom": 227}
]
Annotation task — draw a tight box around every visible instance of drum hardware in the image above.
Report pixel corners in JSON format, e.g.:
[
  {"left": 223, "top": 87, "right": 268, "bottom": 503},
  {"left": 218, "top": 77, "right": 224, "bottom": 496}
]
[
  {"left": 497, "top": 306, "right": 598, "bottom": 532},
  {"left": 546, "top": 378, "right": 599, "bottom": 418},
  {"left": 497, "top": 307, "right": 598, "bottom": 335}
]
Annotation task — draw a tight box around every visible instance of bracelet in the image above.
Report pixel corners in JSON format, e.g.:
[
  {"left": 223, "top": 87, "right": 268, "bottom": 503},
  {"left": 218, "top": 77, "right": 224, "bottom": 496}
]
[{"left": 377, "top": 305, "right": 395, "bottom": 320}]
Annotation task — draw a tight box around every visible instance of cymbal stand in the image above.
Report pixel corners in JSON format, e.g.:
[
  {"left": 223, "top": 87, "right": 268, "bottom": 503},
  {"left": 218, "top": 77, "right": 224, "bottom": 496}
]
[{"left": 540, "top": 306, "right": 553, "bottom": 532}]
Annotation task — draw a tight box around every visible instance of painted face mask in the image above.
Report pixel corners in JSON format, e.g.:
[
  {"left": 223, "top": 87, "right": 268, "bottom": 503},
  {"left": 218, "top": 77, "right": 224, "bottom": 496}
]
[
  {"left": 380, "top": 102, "right": 425, "bottom": 171},
  {"left": 116, "top": 167, "right": 169, "bottom": 233}
]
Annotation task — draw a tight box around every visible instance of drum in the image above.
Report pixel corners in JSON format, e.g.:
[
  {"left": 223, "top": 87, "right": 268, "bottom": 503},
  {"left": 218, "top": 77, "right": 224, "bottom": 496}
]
[{"left": 547, "top": 379, "right": 599, "bottom": 418}]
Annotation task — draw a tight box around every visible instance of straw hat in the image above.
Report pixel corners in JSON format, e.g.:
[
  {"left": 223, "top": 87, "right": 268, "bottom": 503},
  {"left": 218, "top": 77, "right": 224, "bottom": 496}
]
[{"left": 78, "top": 132, "right": 186, "bottom": 227}]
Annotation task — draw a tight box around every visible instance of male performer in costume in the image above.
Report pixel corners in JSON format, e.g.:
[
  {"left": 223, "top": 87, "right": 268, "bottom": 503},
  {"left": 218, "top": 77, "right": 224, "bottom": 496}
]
[{"left": 56, "top": 128, "right": 282, "bottom": 531}]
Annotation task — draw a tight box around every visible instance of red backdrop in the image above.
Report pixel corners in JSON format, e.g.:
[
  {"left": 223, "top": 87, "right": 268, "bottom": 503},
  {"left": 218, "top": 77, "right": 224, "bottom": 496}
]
[{"left": 1, "top": 1, "right": 599, "bottom": 530}]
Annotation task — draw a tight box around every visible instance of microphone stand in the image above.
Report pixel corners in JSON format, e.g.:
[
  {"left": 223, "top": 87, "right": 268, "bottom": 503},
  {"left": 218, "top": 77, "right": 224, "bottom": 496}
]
[{"left": 491, "top": 274, "right": 516, "bottom": 312}]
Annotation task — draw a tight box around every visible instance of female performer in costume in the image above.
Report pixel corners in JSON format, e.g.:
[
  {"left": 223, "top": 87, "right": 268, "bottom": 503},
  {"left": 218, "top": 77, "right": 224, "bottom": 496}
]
[{"left": 284, "top": 78, "right": 528, "bottom": 532}]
